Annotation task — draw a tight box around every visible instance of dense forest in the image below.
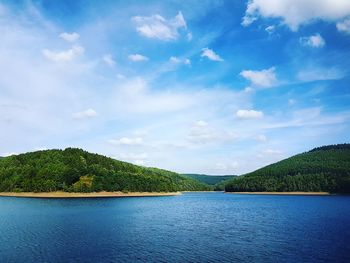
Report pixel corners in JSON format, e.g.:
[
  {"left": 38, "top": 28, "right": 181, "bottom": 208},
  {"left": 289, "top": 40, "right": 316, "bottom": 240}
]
[
  {"left": 182, "top": 174, "right": 236, "bottom": 185},
  {"left": 225, "top": 144, "right": 350, "bottom": 193},
  {"left": 0, "top": 148, "right": 210, "bottom": 193},
  {"left": 182, "top": 174, "right": 236, "bottom": 191}
]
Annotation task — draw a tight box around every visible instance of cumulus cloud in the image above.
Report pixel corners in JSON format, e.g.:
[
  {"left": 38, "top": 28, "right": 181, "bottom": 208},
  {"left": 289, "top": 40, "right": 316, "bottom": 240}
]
[
  {"left": 300, "top": 34, "right": 325, "bottom": 48},
  {"left": 108, "top": 137, "right": 144, "bottom": 146},
  {"left": 336, "top": 18, "right": 350, "bottom": 34},
  {"left": 3, "top": 1, "right": 348, "bottom": 176},
  {"left": 42, "top": 45, "right": 84, "bottom": 62},
  {"left": 242, "top": 0, "right": 350, "bottom": 31},
  {"left": 59, "top": 32, "right": 80, "bottom": 42},
  {"left": 236, "top": 109, "right": 264, "bottom": 119},
  {"left": 128, "top": 54, "right": 149, "bottom": 62},
  {"left": 240, "top": 67, "right": 277, "bottom": 87},
  {"left": 132, "top": 11, "right": 187, "bottom": 41},
  {"left": 103, "top": 54, "right": 115, "bottom": 66},
  {"left": 201, "top": 47, "right": 223, "bottom": 62},
  {"left": 72, "top": 109, "right": 97, "bottom": 119}
]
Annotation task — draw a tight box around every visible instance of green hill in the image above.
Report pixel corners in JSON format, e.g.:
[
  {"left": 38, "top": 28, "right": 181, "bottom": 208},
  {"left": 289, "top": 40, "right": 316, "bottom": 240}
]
[
  {"left": 225, "top": 144, "right": 350, "bottom": 193},
  {"left": 182, "top": 174, "right": 236, "bottom": 185},
  {"left": 0, "top": 148, "right": 210, "bottom": 193}
]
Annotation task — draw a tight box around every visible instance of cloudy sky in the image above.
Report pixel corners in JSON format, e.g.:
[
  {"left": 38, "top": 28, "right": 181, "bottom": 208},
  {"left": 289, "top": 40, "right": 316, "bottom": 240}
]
[{"left": 1, "top": 0, "right": 350, "bottom": 175}]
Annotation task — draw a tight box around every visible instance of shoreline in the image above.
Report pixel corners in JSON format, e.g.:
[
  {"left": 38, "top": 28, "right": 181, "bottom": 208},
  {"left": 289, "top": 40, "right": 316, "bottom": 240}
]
[
  {"left": 0, "top": 191, "right": 182, "bottom": 199},
  {"left": 226, "top": 191, "right": 331, "bottom": 195}
]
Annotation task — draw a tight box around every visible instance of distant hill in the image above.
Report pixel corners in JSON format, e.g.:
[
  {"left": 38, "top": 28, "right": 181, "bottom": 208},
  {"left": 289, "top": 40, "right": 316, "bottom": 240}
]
[
  {"left": 0, "top": 148, "right": 210, "bottom": 193},
  {"left": 182, "top": 174, "right": 236, "bottom": 185},
  {"left": 225, "top": 144, "right": 350, "bottom": 193}
]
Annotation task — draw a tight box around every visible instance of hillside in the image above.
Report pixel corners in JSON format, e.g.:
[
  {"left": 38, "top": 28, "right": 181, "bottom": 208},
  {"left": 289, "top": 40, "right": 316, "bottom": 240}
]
[
  {"left": 0, "top": 148, "right": 210, "bottom": 193},
  {"left": 182, "top": 174, "right": 236, "bottom": 185},
  {"left": 225, "top": 144, "right": 350, "bottom": 193}
]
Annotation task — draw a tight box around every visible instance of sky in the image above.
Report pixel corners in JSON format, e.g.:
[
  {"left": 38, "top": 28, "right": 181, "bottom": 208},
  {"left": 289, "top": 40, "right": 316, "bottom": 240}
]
[{"left": 1, "top": 0, "right": 350, "bottom": 175}]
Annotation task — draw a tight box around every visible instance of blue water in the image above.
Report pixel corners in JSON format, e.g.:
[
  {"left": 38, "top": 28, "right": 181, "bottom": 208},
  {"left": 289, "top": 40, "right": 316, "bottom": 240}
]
[{"left": 0, "top": 193, "right": 349, "bottom": 263}]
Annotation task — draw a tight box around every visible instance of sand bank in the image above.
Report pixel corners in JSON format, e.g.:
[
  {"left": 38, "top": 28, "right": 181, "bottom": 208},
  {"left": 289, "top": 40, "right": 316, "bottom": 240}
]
[
  {"left": 226, "top": 192, "right": 330, "bottom": 195},
  {"left": 0, "top": 191, "right": 181, "bottom": 198}
]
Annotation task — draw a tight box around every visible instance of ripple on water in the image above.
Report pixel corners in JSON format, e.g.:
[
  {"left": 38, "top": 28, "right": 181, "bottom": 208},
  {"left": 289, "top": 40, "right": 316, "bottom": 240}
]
[{"left": 0, "top": 193, "right": 349, "bottom": 263}]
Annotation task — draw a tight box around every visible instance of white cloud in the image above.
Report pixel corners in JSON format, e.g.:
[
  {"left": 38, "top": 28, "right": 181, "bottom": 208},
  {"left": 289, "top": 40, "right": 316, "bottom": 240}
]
[
  {"left": 103, "top": 54, "right": 115, "bottom": 66},
  {"left": 128, "top": 54, "right": 149, "bottom": 62},
  {"left": 169, "top": 56, "right": 191, "bottom": 65},
  {"left": 108, "top": 137, "right": 144, "bottom": 146},
  {"left": 59, "top": 32, "right": 80, "bottom": 42},
  {"left": 187, "top": 120, "right": 237, "bottom": 145},
  {"left": 242, "top": 0, "right": 350, "bottom": 31},
  {"left": 132, "top": 11, "right": 187, "bottom": 41},
  {"left": 336, "top": 18, "right": 350, "bottom": 34},
  {"left": 300, "top": 34, "right": 325, "bottom": 48},
  {"left": 236, "top": 109, "right": 264, "bottom": 119},
  {"left": 170, "top": 56, "right": 181, "bottom": 63},
  {"left": 240, "top": 67, "right": 277, "bottom": 87},
  {"left": 72, "top": 109, "right": 97, "bottom": 119},
  {"left": 42, "top": 45, "right": 84, "bottom": 62},
  {"left": 2, "top": 2, "right": 348, "bottom": 176},
  {"left": 265, "top": 25, "right": 275, "bottom": 34},
  {"left": 188, "top": 120, "right": 217, "bottom": 144},
  {"left": 201, "top": 47, "right": 223, "bottom": 62}
]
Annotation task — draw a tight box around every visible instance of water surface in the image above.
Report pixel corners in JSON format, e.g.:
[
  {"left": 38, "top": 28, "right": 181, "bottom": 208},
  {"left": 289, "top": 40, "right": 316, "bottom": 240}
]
[{"left": 0, "top": 192, "right": 349, "bottom": 262}]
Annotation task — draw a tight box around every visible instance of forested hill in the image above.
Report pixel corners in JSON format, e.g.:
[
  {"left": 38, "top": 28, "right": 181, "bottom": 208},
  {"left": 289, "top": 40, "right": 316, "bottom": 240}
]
[
  {"left": 182, "top": 174, "right": 236, "bottom": 185},
  {"left": 225, "top": 144, "right": 350, "bottom": 193},
  {"left": 0, "top": 148, "right": 210, "bottom": 193}
]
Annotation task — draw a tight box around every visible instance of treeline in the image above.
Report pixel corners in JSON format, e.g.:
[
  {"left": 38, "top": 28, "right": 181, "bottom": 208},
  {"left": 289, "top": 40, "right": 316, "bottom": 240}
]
[
  {"left": 0, "top": 148, "right": 210, "bottom": 193},
  {"left": 225, "top": 144, "right": 350, "bottom": 193},
  {"left": 182, "top": 174, "right": 236, "bottom": 186}
]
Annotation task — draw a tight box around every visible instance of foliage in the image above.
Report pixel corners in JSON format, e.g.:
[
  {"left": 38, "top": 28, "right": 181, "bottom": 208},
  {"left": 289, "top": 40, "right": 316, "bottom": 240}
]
[
  {"left": 0, "top": 148, "right": 210, "bottom": 193},
  {"left": 225, "top": 144, "right": 350, "bottom": 193},
  {"left": 182, "top": 174, "right": 236, "bottom": 186}
]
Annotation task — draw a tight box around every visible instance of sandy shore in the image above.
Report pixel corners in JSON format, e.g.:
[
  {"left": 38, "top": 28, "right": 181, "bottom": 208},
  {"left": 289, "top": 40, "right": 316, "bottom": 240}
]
[
  {"left": 226, "top": 191, "right": 330, "bottom": 195},
  {"left": 0, "top": 191, "right": 182, "bottom": 198}
]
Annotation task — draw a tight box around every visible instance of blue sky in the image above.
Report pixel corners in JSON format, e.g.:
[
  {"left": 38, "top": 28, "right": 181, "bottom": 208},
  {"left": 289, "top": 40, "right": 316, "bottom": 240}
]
[{"left": 1, "top": 0, "right": 350, "bottom": 174}]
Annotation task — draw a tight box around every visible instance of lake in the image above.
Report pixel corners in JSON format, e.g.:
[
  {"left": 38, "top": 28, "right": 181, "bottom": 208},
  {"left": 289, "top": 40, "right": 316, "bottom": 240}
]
[{"left": 0, "top": 192, "right": 349, "bottom": 263}]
